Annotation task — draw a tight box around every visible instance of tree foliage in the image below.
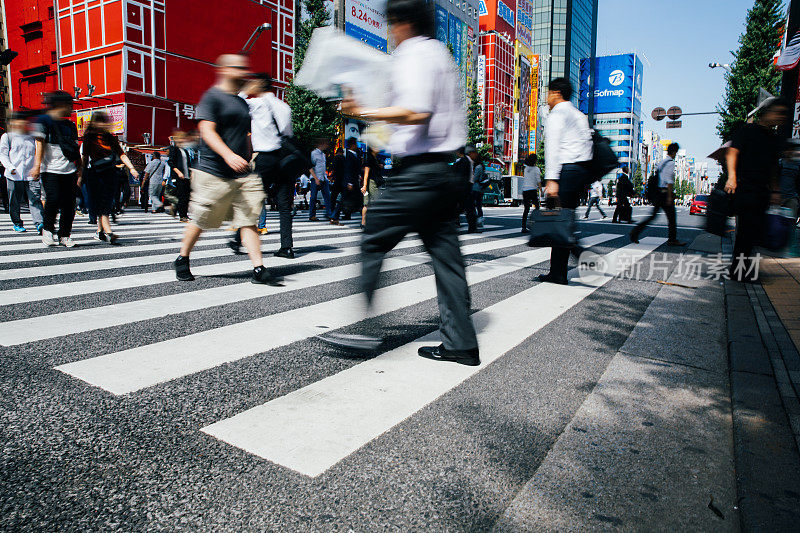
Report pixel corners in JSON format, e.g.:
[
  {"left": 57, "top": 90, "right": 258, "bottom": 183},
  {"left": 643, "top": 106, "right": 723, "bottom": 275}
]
[
  {"left": 717, "top": 0, "right": 783, "bottom": 141},
  {"left": 467, "top": 78, "right": 486, "bottom": 149},
  {"left": 286, "top": 0, "right": 339, "bottom": 149},
  {"left": 632, "top": 166, "right": 644, "bottom": 196}
]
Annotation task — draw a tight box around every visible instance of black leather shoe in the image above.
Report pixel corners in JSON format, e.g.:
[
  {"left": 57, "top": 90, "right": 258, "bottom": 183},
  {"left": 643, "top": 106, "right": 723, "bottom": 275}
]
[
  {"left": 174, "top": 256, "right": 195, "bottom": 281},
  {"left": 227, "top": 239, "right": 246, "bottom": 255},
  {"left": 274, "top": 247, "right": 295, "bottom": 259},
  {"left": 629, "top": 232, "right": 640, "bottom": 244},
  {"left": 417, "top": 344, "right": 480, "bottom": 366},
  {"left": 252, "top": 266, "right": 284, "bottom": 286},
  {"left": 536, "top": 273, "right": 568, "bottom": 285}
]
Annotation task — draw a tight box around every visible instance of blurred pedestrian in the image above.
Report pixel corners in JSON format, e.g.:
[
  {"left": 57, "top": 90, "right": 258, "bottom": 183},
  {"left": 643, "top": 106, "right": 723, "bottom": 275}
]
[
  {"left": 725, "top": 98, "right": 788, "bottom": 281},
  {"left": 612, "top": 166, "right": 633, "bottom": 223},
  {"left": 173, "top": 54, "right": 280, "bottom": 285},
  {"left": 82, "top": 110, "right": 139, "bottom": 244},
  {"left": 472, "top": 154, "right": 489, "bottom": 228},
  {"left": 583, "top": 180, "right": 607, "bottom": 219},
  {"left": 453, "top": 146, "right": 476, "bottom": 231},
  {"left": 168, "top": 130, "right": 192, "bottom": 222},
  {"left": 144, "top": 152, "right": 166, "bottom": 213},
  {"left": 329, "top": 147, "right": 346, "bottom": 225},
  {"left": 538, "top": 77, "right": 593, "bottom": 285},
  {"left": 631, "top": 142, "right": 686, "bottom": 247},
  {"left": 361, "top": 146, "right": 385, "bottom": 229},
  {"left": 308, "top": 138, "right": 333, "bottom": 221},
  {"left": 521, "top": 153, "right": 541, "bottom": 232},
  {"left": 31, "top": 90, "right": 82, "bottom": 248},
  {"left": 334, "top": 0, "right": 479, "bottom": 365},
  {"left": 1, "top": 111, "right": 43, "bottom": 233}
]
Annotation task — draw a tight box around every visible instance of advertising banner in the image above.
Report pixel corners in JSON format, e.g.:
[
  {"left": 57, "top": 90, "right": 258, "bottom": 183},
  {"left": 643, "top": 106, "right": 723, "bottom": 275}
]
[
  {"left": 477, "top": 54, "right": 486, "bottom": 116},
  {"left": 518, "top": 56, "right": 530, "bottom": 159},
  {"left": 449, "top": 13, "right": 462, "bottom": 67},
  {"left": 345, "top": 0, "right": 388, "bottom": 52},
  {"left": 512, "top": 112, "right": 519, "bottom": 162},
  {"left": 528, "top": 54, "right": 539, "bottom": 151},
  {"left": 579, "top": 54, "right": 644, "bottom": 116},
  {"left": 435, "top": 5, "right": 449, "bottom": 44},
  {"left": 77, "top": 105, "right": 125, "bottom": 136},
  {"left": 493, "top": 103, "right": 505, "bottom": 156},
  {"left": 516, "top": 0, "right": 532, "bottom": 50}
]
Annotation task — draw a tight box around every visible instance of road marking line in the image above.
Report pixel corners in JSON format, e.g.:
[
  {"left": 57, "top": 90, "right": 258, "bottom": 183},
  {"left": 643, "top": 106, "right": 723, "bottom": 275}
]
[
  {"left": 1, "top": 231, "right": 535, "bottom": 345},
  {"left": 54, "top": 234, "right": 618, "bottom": 395},
  {"left": 0, "top": 227, "right": 509, "bottom": 304},
  {"left": 201, "top": 237, "right": 665, "bottom": 477}
]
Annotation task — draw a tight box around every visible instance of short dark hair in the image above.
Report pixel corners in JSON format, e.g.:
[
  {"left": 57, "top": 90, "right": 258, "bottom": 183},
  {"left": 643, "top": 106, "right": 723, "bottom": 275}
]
[
  {"left": 386, "top": 0, "right": 435, "bottom": 38},
  {"left": 43, "top": 90, "right": 74, "bottom": 110},
  {"left": 152, "top": 152, "right": 161, "bottom": 159},
  {"left": 667, "top": 142, "right": 679, "bottom": 155},
  {"left": 252, "top": 72, "right": 273, "bottom": 92},
  {"left": 524, "top": 153, "right": 538, "bottom": 166},
  {"left": 346, "top": 137, "right": 358, "bottom": 148},
  {"left": 548, "top": 78, "right": 572, "bottom": 101},
  {"left": 621, "top": 165, "right": 629, "bottom": 174}
]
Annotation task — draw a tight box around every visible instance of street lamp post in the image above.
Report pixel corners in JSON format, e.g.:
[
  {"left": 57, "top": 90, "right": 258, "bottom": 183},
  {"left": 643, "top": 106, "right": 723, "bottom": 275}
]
[{"left": 708, "top": 62, "right": 731, "bottom": 73}]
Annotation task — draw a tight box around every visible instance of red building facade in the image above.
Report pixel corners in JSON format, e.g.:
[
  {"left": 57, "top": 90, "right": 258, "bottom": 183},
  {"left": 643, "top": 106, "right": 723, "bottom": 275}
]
[
  {"left": 478, "top": 0, "right": 515, "bottom": 166},
  {"left": 4, "top": 0, "right": 295, "bottom": 145}
]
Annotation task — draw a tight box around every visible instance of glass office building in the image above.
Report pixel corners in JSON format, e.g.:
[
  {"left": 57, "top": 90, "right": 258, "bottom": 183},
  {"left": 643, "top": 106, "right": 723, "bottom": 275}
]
[{"left": 530, "top": 0, "right": 597, "bottom": 104}]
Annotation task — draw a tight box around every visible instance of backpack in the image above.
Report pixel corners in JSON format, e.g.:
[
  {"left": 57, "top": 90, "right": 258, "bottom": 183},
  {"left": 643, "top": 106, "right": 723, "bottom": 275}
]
[
  {"left": 43, "top": 115, "right": 80, "bottom": 163},
  {"left": 646, "top": 161, "right": 666, "bottom": 203},
  {"left": 588, "top": 131, "right": 618, "bottom": 184}
]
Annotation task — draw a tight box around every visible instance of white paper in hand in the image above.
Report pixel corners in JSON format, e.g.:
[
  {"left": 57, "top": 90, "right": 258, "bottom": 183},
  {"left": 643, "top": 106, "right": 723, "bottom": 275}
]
[{"left": 294, "top": 27, "right": 391, "bottom": 110}]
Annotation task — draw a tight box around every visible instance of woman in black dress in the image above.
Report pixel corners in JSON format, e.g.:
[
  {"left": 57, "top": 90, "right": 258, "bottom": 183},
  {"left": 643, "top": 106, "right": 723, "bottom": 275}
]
[{"left": 82, "top": 111, "right": 139, "bottom": 243}]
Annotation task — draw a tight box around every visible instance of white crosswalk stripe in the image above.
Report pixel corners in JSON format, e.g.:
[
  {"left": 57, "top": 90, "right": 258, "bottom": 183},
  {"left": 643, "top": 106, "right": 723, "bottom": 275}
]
[{"left": 0, "top": 209, "right": 668, "bottom": 483}]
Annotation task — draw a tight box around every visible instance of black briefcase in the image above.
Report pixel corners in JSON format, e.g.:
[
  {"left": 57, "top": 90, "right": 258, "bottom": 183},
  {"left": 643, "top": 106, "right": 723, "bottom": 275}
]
[
  {"left": 706, "top": 189, "right": 732, "bottom": 237},
  {"left": 527, "top": 207, "right": 577, "bottom": 248},
  {"left": 620, "top": 204, "right": 633, "bottom": 222}
]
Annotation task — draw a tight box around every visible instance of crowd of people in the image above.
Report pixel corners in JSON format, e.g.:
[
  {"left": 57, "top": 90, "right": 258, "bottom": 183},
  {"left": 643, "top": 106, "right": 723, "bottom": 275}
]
[{"left": 0, "top": 0, "right": 794, "bottom": 362}]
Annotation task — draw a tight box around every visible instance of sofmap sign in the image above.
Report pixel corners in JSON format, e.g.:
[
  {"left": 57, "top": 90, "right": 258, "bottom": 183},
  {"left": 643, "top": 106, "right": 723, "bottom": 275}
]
[
  {"left": 345, "top": 0, "right": 387, "bottom": 52},
  {"left": 497, "top": 0, "right": 514, "bottom": 27},
  {"left": 579, "top": 54, "right": 644, "bottom": 115}
]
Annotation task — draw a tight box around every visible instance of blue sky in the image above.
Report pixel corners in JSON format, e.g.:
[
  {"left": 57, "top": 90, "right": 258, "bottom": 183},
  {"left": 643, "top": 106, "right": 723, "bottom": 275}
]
[{"left": 597, "top": 0, "right": 761, "bottom": 176}]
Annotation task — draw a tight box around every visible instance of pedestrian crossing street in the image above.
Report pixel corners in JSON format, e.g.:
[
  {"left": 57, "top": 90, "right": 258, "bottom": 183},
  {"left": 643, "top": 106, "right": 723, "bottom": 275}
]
[{"left": 0, "top": 209, "right": 666, "bottom": 478}]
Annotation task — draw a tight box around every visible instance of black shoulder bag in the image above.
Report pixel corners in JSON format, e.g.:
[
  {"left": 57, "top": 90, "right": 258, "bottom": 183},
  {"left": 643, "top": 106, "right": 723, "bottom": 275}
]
[{"left": 267, "top": 100, "right": 311, "bottom": 181}]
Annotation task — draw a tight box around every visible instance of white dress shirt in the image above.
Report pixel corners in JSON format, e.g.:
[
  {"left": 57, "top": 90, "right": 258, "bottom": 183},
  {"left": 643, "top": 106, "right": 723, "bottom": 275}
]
[
  {"left": 544, "top": 100, "right": 593, "bottom": 181},
  {"left": 0, "top": 132, "right": 36, "bottom": 181},
  {"left": 388, "top": 36, "right": 466, "bottom": 157},
  {"left": 658, "top": 157, "right": 676, "bottom": 187},
  {"left": 590, "top": 181, "right": 603, "bottom": 198},
  {"left": 242, "top": 92, "right": 293, "bottom": 153}
]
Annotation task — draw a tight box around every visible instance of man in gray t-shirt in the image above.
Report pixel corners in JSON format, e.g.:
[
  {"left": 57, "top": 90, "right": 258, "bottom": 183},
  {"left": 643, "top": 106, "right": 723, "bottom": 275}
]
[
  {"left": 144, "top": 153, "right": 166, "bottom": 212},
  {"left": 308, "top": 139, "right": 333, "bottom": 221}
]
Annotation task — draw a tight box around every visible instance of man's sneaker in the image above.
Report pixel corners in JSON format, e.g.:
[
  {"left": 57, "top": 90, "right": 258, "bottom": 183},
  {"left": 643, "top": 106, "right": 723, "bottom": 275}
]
[
  {"left": 35, "top": 223, "right": 43, "bottom": 235},
  {"left": 59, "top": 236, "right": 76, "bottom": 248},
  {"left": 258, "top": 227, "right": 269, "bottom": 235},
  {"left": 227, "top": 239, "right": 246, "bottom": 255},
  {"left": 174, "top": 255, "right": 195, "bottom": 281},
  {"left": 12, "top": 225, "right": 26, "bottom": 233},
  {"left": 107, "top": 232, "right": 119, "bottom": 245},
  {"left": 41, "top": 230, "right": 57, "bottom": 246},
  {"left": 252, "top": 266, "right": 283, "bottom": 286},
  {"left": 274, "top": 247, "right": 295, "bottom": 259},
  {"left": 94, "top": 231, "right": 108, "bottom": 242}
]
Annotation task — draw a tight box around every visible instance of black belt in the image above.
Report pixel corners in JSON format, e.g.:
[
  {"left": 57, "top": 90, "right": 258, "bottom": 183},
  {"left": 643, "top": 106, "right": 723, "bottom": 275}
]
[{"left": 396, "top": 153, "right": 454, "bottom": 169}]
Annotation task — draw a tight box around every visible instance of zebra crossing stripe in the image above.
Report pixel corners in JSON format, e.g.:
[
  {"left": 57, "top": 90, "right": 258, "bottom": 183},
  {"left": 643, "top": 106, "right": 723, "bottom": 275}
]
[
  {"left": 201, "top": 237, "right": 666, "bottom": 477},
  {"left": 0, "top": 231, "right": 546, "bottom": 345},
  {"left": 0, "top": 226, "right": 512, "bottom": 305},
  {"left": 0, "top": 224, "right": 358, "bottom": 264},
  {"left": 53, "top": 234, "right": 618, "bottom": 395}
]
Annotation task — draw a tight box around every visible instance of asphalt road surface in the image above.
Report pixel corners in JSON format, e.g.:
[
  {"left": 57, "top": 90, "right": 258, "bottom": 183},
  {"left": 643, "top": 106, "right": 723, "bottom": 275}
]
[{"left": 1, "top": 203, "right": 729, "bottom": 531}]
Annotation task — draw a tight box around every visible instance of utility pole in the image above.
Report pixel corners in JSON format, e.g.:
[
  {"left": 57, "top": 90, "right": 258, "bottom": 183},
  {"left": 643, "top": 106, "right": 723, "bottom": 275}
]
[{"left": 780, "top": 0, "right": 800, "bottom": 139}]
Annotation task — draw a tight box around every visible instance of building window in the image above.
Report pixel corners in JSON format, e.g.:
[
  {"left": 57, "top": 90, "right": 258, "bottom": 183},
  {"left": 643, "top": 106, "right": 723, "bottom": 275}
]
[
  {"left": 51, "top": 51, "right": 57, "bottom": 63},
  {"left": 48, "top": 6, "right": 54, "bottom": 19}
]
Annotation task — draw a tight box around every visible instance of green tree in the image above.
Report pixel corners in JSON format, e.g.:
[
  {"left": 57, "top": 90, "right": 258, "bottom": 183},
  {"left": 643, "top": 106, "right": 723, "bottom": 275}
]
[
  {"left": 632, "top": 166, "right": 644, "bottom": 196},
  {"left": 286, "top": 0, "right": 340, "bottom": 149},
  {"left": 717, "top": 0, "right": 783, "bottom": 141},
  {"left": 467, "top": 78, "right": 486, "bottom": 148},
  {"left": 536, "top": 140, "right": 545, "bottom": 177}
]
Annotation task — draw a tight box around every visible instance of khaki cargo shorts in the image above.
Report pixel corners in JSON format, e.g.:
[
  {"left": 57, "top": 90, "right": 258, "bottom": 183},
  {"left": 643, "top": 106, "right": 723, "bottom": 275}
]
[{"left": 189, "top": 169, "right": 265, "bottom": 230}]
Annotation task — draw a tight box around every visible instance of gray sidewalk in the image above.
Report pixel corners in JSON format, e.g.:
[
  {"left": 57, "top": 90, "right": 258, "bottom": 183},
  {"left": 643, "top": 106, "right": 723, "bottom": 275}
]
[{"left": 495, "top": 235, "right": 738, "bottom": 531}]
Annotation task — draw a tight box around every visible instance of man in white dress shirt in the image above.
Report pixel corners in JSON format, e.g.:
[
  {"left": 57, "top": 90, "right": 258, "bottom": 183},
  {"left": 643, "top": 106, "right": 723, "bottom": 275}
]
[
  {"left": 230, "top": 73, "right": 298, "bottom": 258},
  {"left": 0, "top": 112, "right": 42, "bottom": 233},
  {"left": 540, "top": 77, "right": 593, "bottom": 285},
  {"left": 630, "top": 142, "right": 686, "bottom": 246},
  {"left": 329, "top": 0, "right": 480, "bottom": 366}
]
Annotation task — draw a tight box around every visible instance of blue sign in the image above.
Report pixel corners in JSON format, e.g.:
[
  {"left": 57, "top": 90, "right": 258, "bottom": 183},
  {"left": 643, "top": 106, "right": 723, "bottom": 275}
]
[
  {"left": 449, "top": 13, "right": 462, "bottom": 66},
  {"left": 435, "top": 5, "right": 449, "bottom": 43},
  {"left": 479, "top": 1, "right": 487, "bottom": 16},
  {"left": 497, "top": 0, "right": 514, "bottom": 27},
  {"left": 579, "top": 54, "right": 644, "bottom": 116}
]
